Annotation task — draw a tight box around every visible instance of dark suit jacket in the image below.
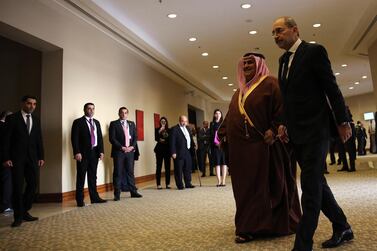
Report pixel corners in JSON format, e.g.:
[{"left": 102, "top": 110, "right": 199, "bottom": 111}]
[
  {"left": 169, "top": 124, "right": 194, "bottom": 159},
  {"left": 71, "top": 116, "right": 104, "bottom": 158},
  {"left": 197, "top": 127, "right": 210, "bottom": 149},
  {"left": 2, "top": 111, "right": 44, "bottom": 164},
  {"left": 278, "top": 41, "right": 348, "bottom": 144},
  {"left": 109, "top": 120, "right": 137, "bottom": 158}
]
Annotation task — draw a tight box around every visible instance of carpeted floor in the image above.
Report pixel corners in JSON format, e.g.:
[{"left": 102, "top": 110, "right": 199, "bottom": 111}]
[{"left": 1, "top": 159, "right": 377, "bottom": 250}]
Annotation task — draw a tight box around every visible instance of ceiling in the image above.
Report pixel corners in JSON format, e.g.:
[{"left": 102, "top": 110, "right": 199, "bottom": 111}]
[{"left": 74, "top": 0, "right": 377, "bottom": 102}]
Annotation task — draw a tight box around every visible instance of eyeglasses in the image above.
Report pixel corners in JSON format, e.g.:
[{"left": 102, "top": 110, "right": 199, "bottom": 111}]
[{"left": 272, "top": 27, "right": 287, "bottom": 36}]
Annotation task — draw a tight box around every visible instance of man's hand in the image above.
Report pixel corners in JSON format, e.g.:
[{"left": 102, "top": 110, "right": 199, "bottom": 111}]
[
  {"left": 264, "top": 129, "right": 275, "bottom": 145},
  {"left": 3, "top": 160, "right": 13, "bottom": 168},
  {"left": 172, "top": 154, "right": 177, "bottom": 159},
  {"left": 338, "top": 123, "right": 352, "bottom": 143},
  {"left": 38, "top": 160, "right": 45, "bottom": 167},
  {"left": 99, "top": 153, "right": 104, "bottom": 160},
  {"left": 277, "top": 125, "right": 289, "bottom": 143},
  {"left": 74, "top": 153, "right": 82, "bottom": 162}
]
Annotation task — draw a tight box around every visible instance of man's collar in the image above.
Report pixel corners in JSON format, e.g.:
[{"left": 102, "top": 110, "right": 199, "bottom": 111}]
[
  {"left": 288, "top": 38, "right": 302, "bottom": 53},
  {"left": 21, "top": 110, "right": 30, "bottom": 116},
  {"left": 85, "top": 116, "right": 93, "bottom": 120}
]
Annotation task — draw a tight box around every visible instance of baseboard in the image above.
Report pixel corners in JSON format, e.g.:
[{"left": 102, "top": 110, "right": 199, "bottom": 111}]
[{"left": 37, "top": 172, "right": 159, "bottom": 203}]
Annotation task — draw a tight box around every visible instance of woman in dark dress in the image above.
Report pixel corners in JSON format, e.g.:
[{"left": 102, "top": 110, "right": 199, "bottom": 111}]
[
  {"left": 210, "top": 109, "right": 228, "bottom": 186},
  {"left": 219, "top": 53, "right": 301, "bottom": 243},
  {"left": 154, "top": 117, "right": 171, "bottom": 189}
]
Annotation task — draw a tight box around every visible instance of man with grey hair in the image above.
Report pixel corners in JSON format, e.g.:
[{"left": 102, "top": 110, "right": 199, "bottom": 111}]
[
  {"left": 272, "top": 16, "right": 353, "bottom": 251},
  {"left": 169, "top": 115, "right": 195, "bottom": 190}
]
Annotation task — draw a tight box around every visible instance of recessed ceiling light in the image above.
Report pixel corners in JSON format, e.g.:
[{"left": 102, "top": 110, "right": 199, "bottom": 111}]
[
  {"left": 241, "top": 3, "right": 252, "bottom": 9},
  {"left": 233, "top": 88, "right": 237, "bottom": 92},
  {"left": 249, "top": 30, "right": 257, "bottom": 35},
  {"left": 222, "top": 76, "right": 228, "bottom": 80},
  {"left": 348, "top": 86, "right": 354, "bottom": 90},
  {"left": 313, "top": 23, "right": 321, "bottom": 28},
  {"left": 341, "top": 64, "right": 347, "bottom": 67},
  {"left": 362, "top": 75, "right": 367, "bottom": 79},
  {"left": 228, "top": 83, "right": 234, "bottom": 86},
  {"left": 188, "top": 37, "right": 197, "bottom": 42},
  {"left": 201, "top": 52, "right": 209, "bottom": 57},
  {"left": 335, "top": 72, "right": 340, "bottom": 76},
  {"left": 167, "top": 13, "right": 177, "bottom": 19},
  {"left": 212, "top": 65, "right": 219, "bottom": 69},
  {"left": 354, "top": 82, "right": 360, "bottom": 85},
  {"left": 309, "top": 41, "right": 316, "bottom": 44}
]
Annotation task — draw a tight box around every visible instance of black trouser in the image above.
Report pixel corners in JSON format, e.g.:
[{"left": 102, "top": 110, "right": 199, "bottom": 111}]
[
  {"left": 76, "top": 149, "right": 100, "bottom": 203},
  {"left": 173, "top": 150, "right": 192, "bottom": 189},
  {"left": 11, "top": 158, "right": 38, "bottom": 221},
  {"left": 339, "top": 137, "right": 357, "bottom": 171},
  {"left": 198, "top": 145, "right": 210, "bottom": 175},
  {"left": 1, "top": 166, "right": 12, "bottom": 211},
  {"left": 293, "top": 140, "right": 349, "bottom": 251},
  {"left": 113, "top": 151, "right": 136, "bottom": 197},
  {"left": 329, "top": 139, "right": 336, "bottom": 164},
  {"left": 155, "top": 153, "right": 171, "bottom": 186}
]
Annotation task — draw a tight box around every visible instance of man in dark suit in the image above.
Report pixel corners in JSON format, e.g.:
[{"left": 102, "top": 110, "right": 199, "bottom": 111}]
[
  {"left": 71, "top": 103, "right": 107, "bottom": 207},
  {"left": 2, "top": 96, "right": 44, "bottom": 227},
  {"left": 197, "top": 121, "right": 211, "bottom": 177},
  {"left": 272, "top": 17, "right": 353, "bottom": 251},
  {"left": 109, "top": 107, "right": 141, "bottom": 201},
  {"left": 169, "top": 115, "right": 195, "bottom": 190}
]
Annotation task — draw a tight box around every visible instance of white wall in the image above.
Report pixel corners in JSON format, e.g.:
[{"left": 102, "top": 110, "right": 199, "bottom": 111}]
[{"left": 0, "top": 0, "right": 214, "bottom": 193}]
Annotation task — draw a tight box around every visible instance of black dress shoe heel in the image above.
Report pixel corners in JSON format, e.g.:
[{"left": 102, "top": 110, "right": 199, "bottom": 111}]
[
  {"left": 23, "top": 212, "right": 39, "bottom": 221},
  {"left": 322, "top": 228, "right": 354, "bottom": 248}
]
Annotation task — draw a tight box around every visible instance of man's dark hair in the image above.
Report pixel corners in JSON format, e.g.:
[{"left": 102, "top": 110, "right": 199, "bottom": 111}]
[
  {"left": 84, "top": 103, "right": 95, "bottom": 110},
  {"left": 0, "top": 110, "right": 12, "bottom": 120},
  {"left": 21, "top": 95, "right": 37, "bottom": 102},
  {"left": 118, "top": 107, "right": 129, "bottom": 114}
]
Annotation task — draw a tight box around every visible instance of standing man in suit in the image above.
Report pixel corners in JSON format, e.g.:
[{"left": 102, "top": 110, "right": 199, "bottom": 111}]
[
  {"left": 2, "top": 96, "right": 44, "bottom": 227},
  {"left": 197, "top": 121, "right": 211, "bottom": 177},
  {"left": 71, "top": 103, "right": 107, "bottom": 207},
  {"left": 169, "top": 115, "right": 195, "bottom": 190},
  {"left": 272, "top": 17, "right": 353, "bottom": 251},
  {"left": 109, "top": 107, "right": 142, "bottom": 201}
]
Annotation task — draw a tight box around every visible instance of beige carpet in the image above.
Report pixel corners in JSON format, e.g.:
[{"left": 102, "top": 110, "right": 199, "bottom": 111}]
[{"left": 1, "top": 163, "right": 377, "bottom": 250}]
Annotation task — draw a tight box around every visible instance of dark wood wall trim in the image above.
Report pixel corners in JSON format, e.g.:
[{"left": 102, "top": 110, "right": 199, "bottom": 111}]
[{"left": 37, "top": 173, "right": 158, "bottom": 203}]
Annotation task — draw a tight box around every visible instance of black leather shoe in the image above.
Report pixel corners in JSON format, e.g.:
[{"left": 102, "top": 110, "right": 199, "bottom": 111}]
[
  {"left": 11, "top": 219, "right": 22, "bottom": 227},
  {"left": 77, "top": 201, "right": 85, "bottom": 207},
  {"left": 131, "top": 192, "right": 142, "bottom": 198},
  {"left": 23, "top": 212, "right": 39, "bottom": 222},
  {"left": 322, "top": 228, "right": 354, "bottom": 248},
  {"left": 186, "top": 185, "right": 195, "bottom": 188},
  {"left": 337, "top": 168, "right": 349, "bottom": 172},
  {"left": 177, "top": 187, "right": 185, "bottom": 190},
  {"left": 291, "top": 249, "right": 313, "bottom": 251},
  {"left": 114, "top": 197, "right": 120, "bottom": 201},
  {"left": 92, "top": 198, "right": 107, "bottom": 203},
  {"left": 166, "top": 186, "right": 171, "bottom": 189}
]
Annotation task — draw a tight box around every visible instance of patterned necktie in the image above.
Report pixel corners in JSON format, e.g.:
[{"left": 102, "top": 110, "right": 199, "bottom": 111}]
[
  {"left": 281, "top": 51, "right": 293, "bottom": 84},
  {"left": 122, "top": 121, "right": 130, "bottom": 147},
  {"left": 26, "top": 114, "right": 31, "bottom": 134},
  {"left": 89, "top": 118, "right": 95, "bottom": 147}
]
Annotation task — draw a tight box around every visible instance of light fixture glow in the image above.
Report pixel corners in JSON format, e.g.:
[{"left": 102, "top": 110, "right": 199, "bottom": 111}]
[
  {"left": 201, "top": 52, "right": 209, "bottom": 57},
  {"left": 313, "top": 23, "right": 321, "bottom": 28},
  {"left": 233, "top": 88, "right": 237, "bottom": 92},
  {"left": 354, "top": 82, "right": 360, "bottom": 85},
  {"left": 167, "top": 13, "right": 177, "bottom": 19},
  {"left": 309, "top": 41, "right": 316, "bottom": 44},
  {"left": 188, "top": 37, "right": 197, "bottom": 42},
  {"left": 341, "top": 64, "right": 347, "bottom": 67},
  {"left": 362, "top": 75, "right": 367, "bottom": 79},
  {"left": 212, "top": 65, "right": 219, "bottom": 69},
  {"left": 222, "top": 76, "right": 228, "bottom": 80},
  {"left": 335, "top": 72, "right": 340, "bottom": 76},
  {"left": 249, "top": 30, "right": 257, "bottom": 35},
  {"left": 228, "top": 83, "right": 234, "bottom": 86},
  {"left": 241, "top": 3, "right": 252, "bottom": 9},
  {"left": 348, "top": 86, "right": 354, "bottom": 90}
]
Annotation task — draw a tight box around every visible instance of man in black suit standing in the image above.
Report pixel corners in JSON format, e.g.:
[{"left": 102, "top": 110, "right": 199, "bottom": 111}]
[
  {"left": 71, "top": 103, "right": 107, "bottom": 207},
  {"left": 2, "top": 96, "right": 44, "bottom": 227},
  {"left": 170, "top": 115, "right": 195, "bottom": 190},
  {"left": 272, "top": 17, "right": 353, "bottom": 251},
  {"left": 109, "top": 107, "right": 141, "bottom": 201},
  {"left": 197, "top": 121, "right": 211, "bottom": 177}
]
